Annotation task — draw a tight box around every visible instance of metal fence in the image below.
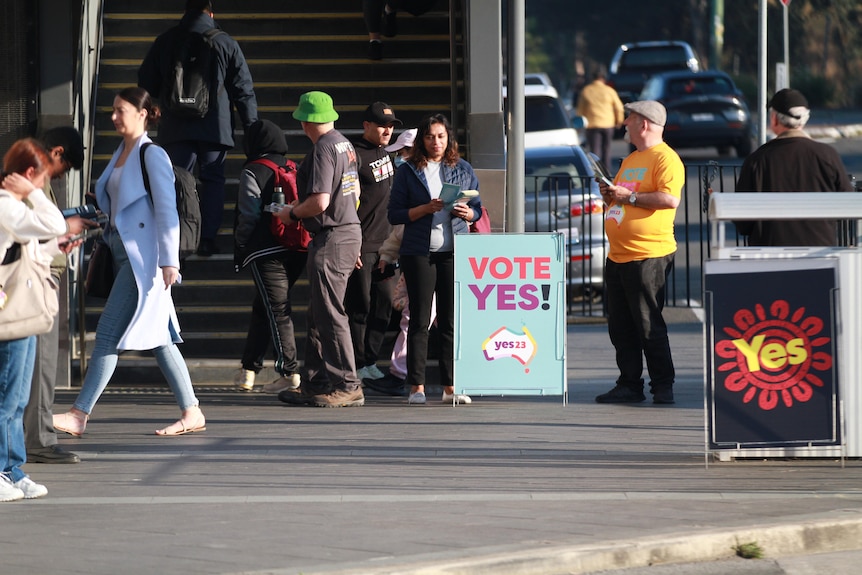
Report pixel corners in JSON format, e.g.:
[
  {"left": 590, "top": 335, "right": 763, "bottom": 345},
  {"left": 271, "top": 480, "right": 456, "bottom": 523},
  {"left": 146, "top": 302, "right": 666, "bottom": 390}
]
[{"left": 530, "top": 162, "right": 861, "bottom": 319}]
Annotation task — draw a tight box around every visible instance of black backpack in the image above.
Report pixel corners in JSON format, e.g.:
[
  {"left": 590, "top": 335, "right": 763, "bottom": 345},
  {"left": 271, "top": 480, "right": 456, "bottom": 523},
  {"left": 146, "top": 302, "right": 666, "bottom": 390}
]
[
  {"left": 140, "top": 143, "right": 202, "bottom": 260},
  {"left": 164, "top": 28, "right": 225, "bottom": 119}
]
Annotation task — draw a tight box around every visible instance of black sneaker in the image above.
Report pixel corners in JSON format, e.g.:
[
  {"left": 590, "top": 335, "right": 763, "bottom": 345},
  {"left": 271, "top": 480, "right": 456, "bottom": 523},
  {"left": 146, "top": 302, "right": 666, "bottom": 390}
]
[
  {"left": 364, "top": 374, "right": 406, "bottom": 396},
  {"left": 278, "top": 386, "right": 316, "bottom": 406},
  {"left": 26, "top": 445, "right": 80, "bottom": 464},
  {"left": 651, "top": 387, "right": 675, "bottom": 405},
  {"left": 368, "top": 41, "right": 383, "bottom": 61},
  {"left": 595, "top": 385, "right": 646, "bottom": 404},
  {"left": 382, "top": 10, "right": 398, "bottom": 37},
  {"left": 196, "top": 238, "right": 220, "bottom": 257}
]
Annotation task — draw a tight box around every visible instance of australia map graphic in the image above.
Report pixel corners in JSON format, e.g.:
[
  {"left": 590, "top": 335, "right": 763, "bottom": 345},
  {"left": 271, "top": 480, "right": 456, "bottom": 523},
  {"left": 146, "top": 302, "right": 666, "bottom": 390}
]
[{"left": 482, "top": 326, "right": 537, "bottom": 372}]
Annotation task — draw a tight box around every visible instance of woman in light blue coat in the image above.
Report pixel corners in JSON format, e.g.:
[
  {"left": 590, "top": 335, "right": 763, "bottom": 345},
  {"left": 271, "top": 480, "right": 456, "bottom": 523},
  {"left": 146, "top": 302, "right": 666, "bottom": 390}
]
[{"left": 54, "top": 87, "right": 206, "bottom": 437}]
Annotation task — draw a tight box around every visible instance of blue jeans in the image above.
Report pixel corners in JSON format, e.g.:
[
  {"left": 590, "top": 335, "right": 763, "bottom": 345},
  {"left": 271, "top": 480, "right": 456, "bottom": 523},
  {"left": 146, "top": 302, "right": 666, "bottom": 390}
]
[
  {"left": 74, "top": 231, "right": 198, "bottom": 414},
  {"left": 0, "top": 335, "right": 36, "bottom": 482}
]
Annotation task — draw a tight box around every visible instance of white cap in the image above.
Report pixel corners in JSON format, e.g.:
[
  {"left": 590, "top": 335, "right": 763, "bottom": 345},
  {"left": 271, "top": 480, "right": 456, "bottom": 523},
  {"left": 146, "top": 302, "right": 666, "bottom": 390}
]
[{"left": 384, "top": 128, "right": 418, "bottom": 152}]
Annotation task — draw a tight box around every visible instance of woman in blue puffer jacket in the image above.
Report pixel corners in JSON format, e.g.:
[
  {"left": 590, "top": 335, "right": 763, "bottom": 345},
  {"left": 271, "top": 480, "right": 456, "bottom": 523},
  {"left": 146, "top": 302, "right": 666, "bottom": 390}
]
[{"left": 387, "top": 114, "right": 482, "bottom": 406}]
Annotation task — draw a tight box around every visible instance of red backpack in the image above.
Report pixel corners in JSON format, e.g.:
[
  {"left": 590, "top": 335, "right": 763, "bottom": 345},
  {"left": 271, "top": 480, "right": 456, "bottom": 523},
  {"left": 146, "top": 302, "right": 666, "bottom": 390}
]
[{"left": 248, "top": 157, "right": 310, "bottom": 251}]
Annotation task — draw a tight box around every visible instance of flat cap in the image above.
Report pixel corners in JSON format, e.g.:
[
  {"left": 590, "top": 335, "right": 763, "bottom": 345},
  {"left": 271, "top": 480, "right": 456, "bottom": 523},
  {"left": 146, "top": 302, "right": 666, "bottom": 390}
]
[{"left": 624, "top": 100, "right": 667, "bottom": 127}]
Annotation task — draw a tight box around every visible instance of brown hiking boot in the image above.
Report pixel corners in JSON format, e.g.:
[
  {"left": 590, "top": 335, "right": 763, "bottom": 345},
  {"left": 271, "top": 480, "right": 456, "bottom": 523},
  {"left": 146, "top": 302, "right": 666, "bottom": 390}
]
[
  {"left": 278, "top": 386, "right": 316, "bottom": 406},
  {"left": 313, "top": 387, "right": 365, "bottom": 408}
]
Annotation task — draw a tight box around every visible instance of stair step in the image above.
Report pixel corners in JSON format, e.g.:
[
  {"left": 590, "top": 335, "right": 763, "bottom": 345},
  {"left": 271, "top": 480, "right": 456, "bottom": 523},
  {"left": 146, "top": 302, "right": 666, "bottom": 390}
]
[{"left": 80, "top": 0, "right": 463, "bottom": 383}]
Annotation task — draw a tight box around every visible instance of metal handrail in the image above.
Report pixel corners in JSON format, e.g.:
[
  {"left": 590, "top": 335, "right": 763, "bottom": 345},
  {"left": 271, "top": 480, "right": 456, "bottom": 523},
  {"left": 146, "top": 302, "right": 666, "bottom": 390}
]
[{"left": 71, "top": 0, "right": 106, "bottom": 378}]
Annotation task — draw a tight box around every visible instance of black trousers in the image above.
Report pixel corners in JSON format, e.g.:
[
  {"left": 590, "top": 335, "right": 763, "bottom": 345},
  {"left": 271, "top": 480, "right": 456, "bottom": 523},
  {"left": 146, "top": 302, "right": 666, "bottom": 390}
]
[
  {"left": 586, "top": 127, "right": 615, "bottom": 172},
  {"left": 345, "top": 250, "right": 394, "bottom": 368},
  {"left": 400, "top": 251, "right": 454, "bottom": 388},
  {"left": 604, "top": 253, "right": 676, "bottom": 392},
  {"left": 241, "top": 252, "right": 308, "bottom": 376}
]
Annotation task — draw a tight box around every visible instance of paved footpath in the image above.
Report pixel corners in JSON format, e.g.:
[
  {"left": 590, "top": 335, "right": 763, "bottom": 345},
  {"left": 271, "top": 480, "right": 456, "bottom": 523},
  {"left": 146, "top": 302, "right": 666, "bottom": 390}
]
[{"left": 2, "top": 312, "right": 862, "bottom": 575}]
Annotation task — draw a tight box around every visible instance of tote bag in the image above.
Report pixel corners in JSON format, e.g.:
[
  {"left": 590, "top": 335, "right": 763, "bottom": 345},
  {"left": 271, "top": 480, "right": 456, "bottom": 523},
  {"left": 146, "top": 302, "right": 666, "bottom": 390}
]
[{"left": 0, "top": 242, "right": 58, "bottom": 340}]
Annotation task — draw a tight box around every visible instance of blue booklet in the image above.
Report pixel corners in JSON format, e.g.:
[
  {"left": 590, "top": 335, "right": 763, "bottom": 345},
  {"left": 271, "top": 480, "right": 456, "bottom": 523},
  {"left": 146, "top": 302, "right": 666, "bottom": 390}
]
[{"left": 440, "top": 183, "right": 479, "bottom": 210}]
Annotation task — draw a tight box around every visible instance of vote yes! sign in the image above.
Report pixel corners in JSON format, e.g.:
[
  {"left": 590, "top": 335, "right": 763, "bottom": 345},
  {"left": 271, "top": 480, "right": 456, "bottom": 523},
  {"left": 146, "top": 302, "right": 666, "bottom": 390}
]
[{"left": 454, "top": 233, "right": 566, "bottom": 399}]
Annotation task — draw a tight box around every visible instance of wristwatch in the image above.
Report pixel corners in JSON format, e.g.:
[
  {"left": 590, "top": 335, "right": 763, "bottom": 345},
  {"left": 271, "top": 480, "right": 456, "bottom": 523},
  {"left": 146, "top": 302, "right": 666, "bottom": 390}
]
[
  {"left": 628, "top": 193, "right": 637, "bottom": 205},
  {"left": 288, "top": 209, "right": 300, "bottom": 222}
]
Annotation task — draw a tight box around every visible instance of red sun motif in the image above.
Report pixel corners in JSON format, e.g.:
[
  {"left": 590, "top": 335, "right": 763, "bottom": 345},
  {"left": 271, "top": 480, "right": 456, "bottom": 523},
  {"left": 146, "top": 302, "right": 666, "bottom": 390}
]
[{"left": 714, "top": 300, "right": 832, "bottom": 411}]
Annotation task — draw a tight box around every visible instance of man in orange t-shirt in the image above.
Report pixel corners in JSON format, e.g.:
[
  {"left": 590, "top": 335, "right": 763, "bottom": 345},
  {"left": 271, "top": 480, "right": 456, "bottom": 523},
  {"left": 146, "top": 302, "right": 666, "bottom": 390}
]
[{"left": 595, "top": 100, "right": 684, "bottom": 405}]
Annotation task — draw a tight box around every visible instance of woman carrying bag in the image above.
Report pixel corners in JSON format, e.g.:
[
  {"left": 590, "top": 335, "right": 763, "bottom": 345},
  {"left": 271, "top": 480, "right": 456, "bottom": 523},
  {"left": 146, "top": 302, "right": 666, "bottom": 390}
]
[
  {"left": 54, "top": 87, "right": 206, "bottom": 437},
  {"left": 1, "top": 138, "right": 77, "bottom": 501}
]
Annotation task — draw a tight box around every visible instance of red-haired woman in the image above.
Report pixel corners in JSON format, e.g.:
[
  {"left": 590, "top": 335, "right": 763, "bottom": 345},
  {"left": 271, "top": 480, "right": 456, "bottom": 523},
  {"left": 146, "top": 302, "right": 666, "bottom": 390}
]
[{"left": 1, "top": 138, "right": 77, "bottom": 501}]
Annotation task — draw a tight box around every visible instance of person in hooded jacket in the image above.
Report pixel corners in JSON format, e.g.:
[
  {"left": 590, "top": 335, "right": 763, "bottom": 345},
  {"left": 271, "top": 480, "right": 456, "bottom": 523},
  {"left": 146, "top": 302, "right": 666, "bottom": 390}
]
[
  {"left": 137, "top": 0, "right": 258, "bottom": 257},
  {"left": 53, "top": 87, "right": 206, "bottom": 437},
  {"left": 232, "top": 119, "right": 308, "bottom": 394}
]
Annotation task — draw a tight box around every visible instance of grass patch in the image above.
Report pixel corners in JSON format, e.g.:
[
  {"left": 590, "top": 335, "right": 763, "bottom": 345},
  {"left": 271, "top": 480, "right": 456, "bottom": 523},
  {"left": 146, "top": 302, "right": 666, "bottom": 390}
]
[{"left": 734, "top": 540, "right": 764, "bottom": 559}]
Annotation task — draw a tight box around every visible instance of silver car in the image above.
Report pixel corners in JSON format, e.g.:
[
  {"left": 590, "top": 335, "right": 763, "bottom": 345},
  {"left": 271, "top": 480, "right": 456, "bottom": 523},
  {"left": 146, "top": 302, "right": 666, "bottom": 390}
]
[{"left": 524, "top": 145, "right": 608, "bottom": 301}]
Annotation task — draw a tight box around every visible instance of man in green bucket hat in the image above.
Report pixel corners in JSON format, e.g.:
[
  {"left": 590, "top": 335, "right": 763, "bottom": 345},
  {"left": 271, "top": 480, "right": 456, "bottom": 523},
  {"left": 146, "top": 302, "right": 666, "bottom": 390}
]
[{"left": 277, "top": 91, "right": 365, "bottom": 408}]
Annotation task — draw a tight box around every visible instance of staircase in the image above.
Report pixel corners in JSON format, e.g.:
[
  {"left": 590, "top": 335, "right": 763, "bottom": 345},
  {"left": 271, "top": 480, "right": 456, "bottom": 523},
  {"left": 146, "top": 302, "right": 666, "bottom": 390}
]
[{"left": 79, "top": 0, "right": 465, "bottom": 385}]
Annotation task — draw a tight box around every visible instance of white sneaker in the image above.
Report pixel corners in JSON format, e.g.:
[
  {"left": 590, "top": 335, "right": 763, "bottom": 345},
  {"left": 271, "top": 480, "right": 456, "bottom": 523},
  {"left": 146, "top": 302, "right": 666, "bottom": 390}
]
[
  {"left": 442, "top": 391, "right": 472, "bottom": 404},
  {"left": 364, "top": 364, "right": 386, "bottom": 380},
  {"left": 233, "top": 369, "right": 255, "bottom": 392},
  {"left": 262, "top": 373, "right": 301, "bottom": 394},
  {"left": 13, "top": 476, "right": 47, "bottom": 499},
  {"left": 0, "top": 474, "right": 24, "bottom": 502},
  {"left": 407, "top": 391, "right": 426, "bottom": 405}
]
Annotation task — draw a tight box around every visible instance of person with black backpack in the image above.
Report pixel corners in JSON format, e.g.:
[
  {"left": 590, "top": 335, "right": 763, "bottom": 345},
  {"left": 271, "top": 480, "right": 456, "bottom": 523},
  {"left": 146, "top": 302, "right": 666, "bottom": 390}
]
[
  {"left": 53, "top": 87, "right": 206, "bottom": 438},
  {"left": 138, "top": 0, "right": 258, "bottom": 257},
  {"left": 232, "top": 119, "right": 308, "bottom": 394}
]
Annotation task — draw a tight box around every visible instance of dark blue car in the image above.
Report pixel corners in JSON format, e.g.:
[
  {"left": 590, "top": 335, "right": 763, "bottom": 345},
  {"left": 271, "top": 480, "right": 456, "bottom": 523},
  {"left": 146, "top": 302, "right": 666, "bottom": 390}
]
[{"left": 639, "top": 70, "right": 754, "bottom": 157}]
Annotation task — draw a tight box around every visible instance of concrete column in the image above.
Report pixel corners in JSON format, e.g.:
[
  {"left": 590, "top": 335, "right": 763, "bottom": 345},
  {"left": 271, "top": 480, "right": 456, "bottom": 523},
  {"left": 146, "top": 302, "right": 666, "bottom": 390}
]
[
  {"left": 38, "top": 0, "right": 79, "bottom": 389},
  {"left": 466, "top": 0, "right": 505, "bottom": 171}
]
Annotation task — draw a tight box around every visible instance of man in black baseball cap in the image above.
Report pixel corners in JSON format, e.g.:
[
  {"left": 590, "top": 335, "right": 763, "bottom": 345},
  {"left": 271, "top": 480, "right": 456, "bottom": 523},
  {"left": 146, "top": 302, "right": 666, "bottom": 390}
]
[
  {"left": 346, "top": 102, "right": 403, "bottom": 394},
  {"left": 767, "top": 88, "right": 809, "bottom": 121},
  {"left": 363, "top": 101, "right": 402, "bottom": 126},
  {"left": 42, "top": 126, "right": 85, "bottom": 171},
  {"left": 25, "top": 125, "right": 92, "bottom": 464},
  {"left": 735, "top": 87, "right": 853, "bottom": 247}
]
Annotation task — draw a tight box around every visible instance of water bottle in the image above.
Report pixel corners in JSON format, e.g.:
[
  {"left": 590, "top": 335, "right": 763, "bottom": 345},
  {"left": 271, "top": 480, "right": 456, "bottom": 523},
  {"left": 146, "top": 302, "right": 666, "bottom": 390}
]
[{"left": 265, "top": 186, "right": 285, "bottom": 213}]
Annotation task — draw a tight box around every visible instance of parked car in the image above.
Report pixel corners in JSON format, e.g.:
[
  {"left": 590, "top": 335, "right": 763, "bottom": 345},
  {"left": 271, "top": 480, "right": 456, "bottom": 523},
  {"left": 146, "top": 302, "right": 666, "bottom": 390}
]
[
  {"left": 524, "top": 145, "right": 608, "bottom": 300},
  {"left": 607, "top": 40, "right": 701, "bottom": 104},
  {"left": 503, "top": 83, "right": 581, "bottom": 148},
  {"left": 524, "top": 72, "right": 553, "bottom": 87},
  {"left": 639, "top": 70, "right": 754, "bottom": 157}
]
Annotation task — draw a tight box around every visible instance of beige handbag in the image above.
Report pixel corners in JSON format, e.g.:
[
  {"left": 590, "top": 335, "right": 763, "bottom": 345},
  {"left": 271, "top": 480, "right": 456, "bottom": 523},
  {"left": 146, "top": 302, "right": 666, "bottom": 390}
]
[{"left": 0, "top": 242, "right": 58, "bottom": 340}]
